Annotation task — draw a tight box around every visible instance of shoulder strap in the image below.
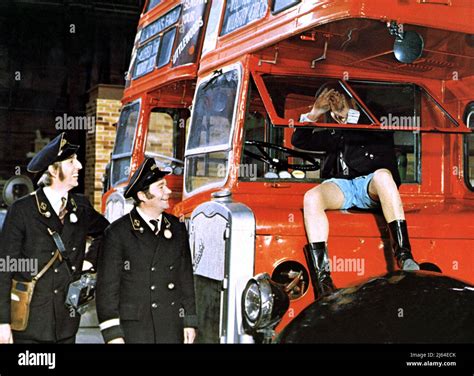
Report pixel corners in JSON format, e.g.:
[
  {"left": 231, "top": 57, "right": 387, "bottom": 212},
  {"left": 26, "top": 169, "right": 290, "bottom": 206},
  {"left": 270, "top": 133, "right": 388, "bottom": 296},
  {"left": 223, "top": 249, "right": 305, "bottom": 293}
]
[
  {"left": 32, "top": 251, "right": 60, "bottom": 282},
  {"left": 47, "top": 228, "right": 67, "bottom": 254},
  {"left": 47, "top": 227, "right": 73, "bottom": 275}
]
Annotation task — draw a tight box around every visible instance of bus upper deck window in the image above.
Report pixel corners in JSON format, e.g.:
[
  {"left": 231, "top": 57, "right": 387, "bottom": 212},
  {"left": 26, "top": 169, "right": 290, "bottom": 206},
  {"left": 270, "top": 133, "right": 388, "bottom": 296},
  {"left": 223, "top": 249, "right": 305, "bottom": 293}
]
[
  {"left": 145, "top": 0, "right": 161, "bottom": 13},
  {"left": 272, "top": 0, "right": 301, "bottom": 14},
  {"left": 157, "top": 28, "right": 177, "bottom": 68},
  {"left": 220, "top": 1, "right": 268, "bottom": 36}
]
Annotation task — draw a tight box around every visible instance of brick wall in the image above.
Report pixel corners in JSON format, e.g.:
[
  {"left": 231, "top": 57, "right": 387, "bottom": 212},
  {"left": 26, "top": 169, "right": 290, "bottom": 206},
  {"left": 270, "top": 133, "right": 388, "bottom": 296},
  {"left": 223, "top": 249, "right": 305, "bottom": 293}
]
[
  {"left": 147, "top": 112, "right": 174, "bottom": 157},
  {"left": 85, "top": 85, "right": 123, "bottom": 211}
]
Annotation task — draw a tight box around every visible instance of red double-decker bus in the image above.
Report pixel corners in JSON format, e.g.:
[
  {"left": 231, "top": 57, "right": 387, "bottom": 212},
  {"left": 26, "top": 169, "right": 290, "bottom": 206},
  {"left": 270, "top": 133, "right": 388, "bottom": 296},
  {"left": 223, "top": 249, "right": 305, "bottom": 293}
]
[
  {"left": 102, "top": 0, "right": 210, "bottom": 222},
  {"left": 171, "top": 0, "right": 474, "bottom": 343}
]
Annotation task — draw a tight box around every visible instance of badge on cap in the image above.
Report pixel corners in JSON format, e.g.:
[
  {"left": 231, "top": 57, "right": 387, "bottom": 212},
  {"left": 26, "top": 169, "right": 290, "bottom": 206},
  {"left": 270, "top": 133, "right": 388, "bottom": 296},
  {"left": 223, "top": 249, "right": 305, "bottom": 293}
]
[
  {"left": 124, "top": 158, "right": 170, "bottom": 199},
  {"left": 27, "top": 133, "right": 80, "bottom": 174},
  {"left": 58, "top": 137, "right": 67, "bottom": 156}
]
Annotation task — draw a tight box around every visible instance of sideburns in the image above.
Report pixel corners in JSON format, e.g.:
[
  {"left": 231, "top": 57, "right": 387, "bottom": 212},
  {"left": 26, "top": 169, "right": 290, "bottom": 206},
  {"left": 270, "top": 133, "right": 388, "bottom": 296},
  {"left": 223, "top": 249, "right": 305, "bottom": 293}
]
[
  {"left": 58, "top": 165, "right": 65, "bottom": 181},
  {"left": 144, "top": 191, "right": 155, "bottom": 200},
  {"left": 49, "top": 163, "right": 64, "bottom": 181}
]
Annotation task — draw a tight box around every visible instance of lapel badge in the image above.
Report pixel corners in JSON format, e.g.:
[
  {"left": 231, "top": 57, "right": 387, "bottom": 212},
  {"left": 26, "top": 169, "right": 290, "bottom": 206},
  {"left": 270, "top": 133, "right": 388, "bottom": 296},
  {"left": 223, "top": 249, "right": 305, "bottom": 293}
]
[
  {"left": 70, "top": 198, "right": 78, "bottom": 212},
  {"left": 164, "top": 229, "right": 172, "bottom": 239},
  {"left": 163, "top": 217, "right": 172, "bottom": 239},
  {"left": 34, "top": 193, "right": 51, "bottom": 218},
  {"left": 40, "top": 202, "right": 51, "bottom": 218},
  {"left": 133, "top": 219, "right": 144, "bottom": 233},
  {"left": 69, "top": 213, "right": 78, "bottom": 223},
  {"left": 130, "top": 213, "right": 145, "bottom": 233}
]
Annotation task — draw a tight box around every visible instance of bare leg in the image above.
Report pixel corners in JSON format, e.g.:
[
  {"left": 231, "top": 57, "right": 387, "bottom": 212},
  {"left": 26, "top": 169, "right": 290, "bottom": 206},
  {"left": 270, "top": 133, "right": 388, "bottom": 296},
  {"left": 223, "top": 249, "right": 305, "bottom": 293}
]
[
  {"left": 368, "top": 169, "right": 419, "bottom": 270},
  {"left": 368, "top": 168, "right": 405, "bottom": 222},
  {"left": 303, "top": 182, "right": 345, "bottom": 243}
]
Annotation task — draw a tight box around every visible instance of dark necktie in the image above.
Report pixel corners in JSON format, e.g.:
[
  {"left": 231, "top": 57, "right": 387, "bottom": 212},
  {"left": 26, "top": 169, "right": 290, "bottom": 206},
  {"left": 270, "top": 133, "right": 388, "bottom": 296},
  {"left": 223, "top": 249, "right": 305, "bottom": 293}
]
[
  {"left": 58, "top": 197, "right": 67, "bottom": 224},
  {"left": 150, "top": 219, "right": 160, "bottom": 235}
]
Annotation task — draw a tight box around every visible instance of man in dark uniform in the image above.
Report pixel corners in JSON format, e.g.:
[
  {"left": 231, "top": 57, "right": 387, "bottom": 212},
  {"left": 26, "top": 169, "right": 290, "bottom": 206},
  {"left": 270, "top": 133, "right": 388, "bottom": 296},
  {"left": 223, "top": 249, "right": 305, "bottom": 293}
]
[
  {"left": 96, "top": 158, "right": 197, "bottom": 344},
  {"left": 292, "top": 88, "right": 420, "bottom": 299},
  {"left": 0, "top": 132, "right": 109, "bottom": 343}
]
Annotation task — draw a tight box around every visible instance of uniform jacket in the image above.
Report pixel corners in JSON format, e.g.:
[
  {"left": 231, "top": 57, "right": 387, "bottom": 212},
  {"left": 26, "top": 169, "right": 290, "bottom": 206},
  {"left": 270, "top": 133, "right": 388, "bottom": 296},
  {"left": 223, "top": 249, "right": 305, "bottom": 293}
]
[
  {"left": 96, "top": 208, "right": 197, "bottom": 344},
  {"left": 0, "top": 188, "right": 109, "bottom": 342},
  {"left": 292, "top": 128, "right": 401, "bottom": 186}
]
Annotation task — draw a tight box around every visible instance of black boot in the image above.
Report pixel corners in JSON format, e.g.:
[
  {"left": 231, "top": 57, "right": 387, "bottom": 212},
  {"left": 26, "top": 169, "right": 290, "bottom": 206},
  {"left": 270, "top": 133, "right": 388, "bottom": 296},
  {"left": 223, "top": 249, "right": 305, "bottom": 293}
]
[
  {"left": 303, "top": 242, "right": 335, "bottom": 299},
  {"left": 387, "top": 220, "right": 420, "bottom": 271}
]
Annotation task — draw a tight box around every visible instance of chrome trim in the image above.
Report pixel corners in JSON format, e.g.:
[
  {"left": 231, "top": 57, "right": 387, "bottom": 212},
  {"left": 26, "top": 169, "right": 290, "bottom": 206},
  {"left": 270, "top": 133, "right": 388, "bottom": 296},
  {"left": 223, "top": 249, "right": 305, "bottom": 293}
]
[{"left": 189, "top": 191, "right": 255, "bottom": 343}]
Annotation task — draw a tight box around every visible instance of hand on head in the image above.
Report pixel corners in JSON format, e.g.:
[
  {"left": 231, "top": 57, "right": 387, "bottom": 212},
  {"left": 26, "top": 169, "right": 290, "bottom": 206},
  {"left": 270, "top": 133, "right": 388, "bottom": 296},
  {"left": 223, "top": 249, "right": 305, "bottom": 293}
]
[
  {"left": 306, "top": 88, "right": 335, "bottom": 121},
  {"left": 328, "top": 90, "right": 351, "bottom": 123},
  {"left": 305, "top": 88, "right": 353, "bottom": 123}
]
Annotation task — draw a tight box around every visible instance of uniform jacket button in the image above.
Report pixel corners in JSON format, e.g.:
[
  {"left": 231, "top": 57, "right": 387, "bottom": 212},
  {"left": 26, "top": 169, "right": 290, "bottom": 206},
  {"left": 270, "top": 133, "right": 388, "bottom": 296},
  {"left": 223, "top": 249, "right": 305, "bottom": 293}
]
[
  {"left": 72, "top": 247, "right": 77, "bottom": 252},
  {"left": 170, "top": 302, "right": 175, "bottom": 306},
  {"left": 51, "top": 252, "right": 55, "bottom": 256},
  {"left": 169, "top": 265, "right": 174, "bottom": 270},
  {"left": 369, "top": 154, "right": 374, "bottom": 159},
  {"left": 365, "top": 152, "right": 369, "bottom": 156},
  {"left": 168, "top": 283, "right": 175, "bottom": 290},
  {"left": 151, "top": 302, "right": 158, "bottom": 309},
  {"left": 150, "top": 285, "right": 156, "bottom": 291},
  {"left": 54, "top": 289, "right": 58, "bottom": 294},
  {"left": 54, "top": 268, "right": 58, "bottom": 273},
  {"left": 151, "top": 267, "right": 156, "bottom": 272}
]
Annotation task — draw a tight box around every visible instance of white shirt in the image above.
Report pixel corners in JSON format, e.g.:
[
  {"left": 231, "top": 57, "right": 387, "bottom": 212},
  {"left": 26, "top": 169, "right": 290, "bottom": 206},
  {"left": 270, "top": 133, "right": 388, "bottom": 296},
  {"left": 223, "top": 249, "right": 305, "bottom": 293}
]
[
  {"left": 43, "top": 186, "right": 68, "bottom": 216},
  {"left": 299, "top": 113, "right": 315, "bottom": 122},
  {"left": 136, "top": 207, "right": 162, "bottom": 232}
]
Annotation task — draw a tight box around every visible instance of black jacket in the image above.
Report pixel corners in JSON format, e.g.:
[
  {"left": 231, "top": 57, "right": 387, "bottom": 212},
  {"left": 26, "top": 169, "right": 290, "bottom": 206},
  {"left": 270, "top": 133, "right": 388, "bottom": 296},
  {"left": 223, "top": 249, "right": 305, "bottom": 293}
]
[
  {"left": 292, "top": 128, "right": 401, "bottom": 186},
  {"left": 0, "top": 188, "right": 109, "bottom": 342},
  {"left": 96, "top": 208, "right": 197, "bottom": 344}
]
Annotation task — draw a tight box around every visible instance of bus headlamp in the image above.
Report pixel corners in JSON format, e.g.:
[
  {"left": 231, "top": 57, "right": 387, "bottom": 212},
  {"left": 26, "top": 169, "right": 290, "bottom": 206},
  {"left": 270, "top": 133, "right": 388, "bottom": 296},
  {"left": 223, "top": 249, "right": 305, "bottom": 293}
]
[{"left": 242, "top": 273, "right": 289, "bottom": 333}]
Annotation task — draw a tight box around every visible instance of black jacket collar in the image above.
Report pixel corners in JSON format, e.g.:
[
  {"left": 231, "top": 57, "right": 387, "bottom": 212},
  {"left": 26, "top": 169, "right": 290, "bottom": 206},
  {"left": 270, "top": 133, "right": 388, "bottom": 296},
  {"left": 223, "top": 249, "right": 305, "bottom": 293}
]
[{"left": 33, "top": 188, "right": 80, "bottom": 234}]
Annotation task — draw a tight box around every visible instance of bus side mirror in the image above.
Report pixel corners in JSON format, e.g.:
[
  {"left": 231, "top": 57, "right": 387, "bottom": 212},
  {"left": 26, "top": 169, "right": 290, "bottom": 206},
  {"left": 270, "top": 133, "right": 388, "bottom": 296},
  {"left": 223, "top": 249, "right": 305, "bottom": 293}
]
[
  {"left": 393, "top": 30, "right": 424, "bottom": 64},
  {"left": 388, "top": 22, "right": 424, "bottom": 64}
]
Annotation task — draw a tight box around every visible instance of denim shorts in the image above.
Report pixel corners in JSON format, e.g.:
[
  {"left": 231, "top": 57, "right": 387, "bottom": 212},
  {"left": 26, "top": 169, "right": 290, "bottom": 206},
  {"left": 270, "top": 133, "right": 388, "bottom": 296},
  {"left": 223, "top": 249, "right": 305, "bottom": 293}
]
[{"left": 322, "top": 173, "right": 380, "bottom": 210}]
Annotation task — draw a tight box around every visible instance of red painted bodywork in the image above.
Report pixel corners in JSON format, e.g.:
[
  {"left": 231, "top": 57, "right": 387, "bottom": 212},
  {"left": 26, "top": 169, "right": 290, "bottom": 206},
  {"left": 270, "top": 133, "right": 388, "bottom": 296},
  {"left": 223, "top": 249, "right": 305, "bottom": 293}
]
[
  {"left": 101, "top": 0, "right": 206, "bottom": 214},
  {"left": 173, "top": 0, "right": 474, "bottom": 331}
]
